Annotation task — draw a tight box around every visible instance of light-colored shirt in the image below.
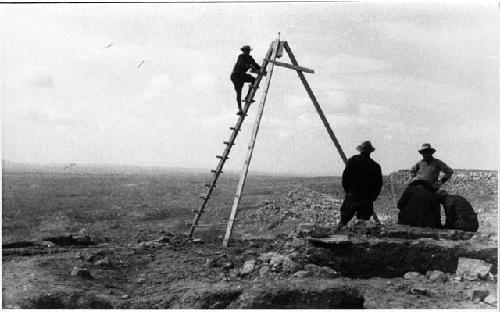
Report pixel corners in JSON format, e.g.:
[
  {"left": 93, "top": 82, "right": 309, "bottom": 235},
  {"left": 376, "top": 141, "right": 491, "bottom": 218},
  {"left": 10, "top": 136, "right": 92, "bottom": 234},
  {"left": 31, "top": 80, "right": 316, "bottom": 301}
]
[{"left": 410, "top": 157, "right": 453, "bottom": 186}]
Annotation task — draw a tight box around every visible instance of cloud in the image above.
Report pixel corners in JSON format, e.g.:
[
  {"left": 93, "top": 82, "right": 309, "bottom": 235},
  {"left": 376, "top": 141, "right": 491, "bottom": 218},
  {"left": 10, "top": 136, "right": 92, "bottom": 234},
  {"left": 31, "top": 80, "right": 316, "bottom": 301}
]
[
  {"left": 322, "top": 54, "right": 390, "bottom": 75},
  {"left": 191, "top": 72, "right": 216, "bottom": 89},
  {"left": 358, "top": 103, "right": 391, "bottom": 118},
  {"left": 26, "top": 68, "right": 55, "bottom": 88},
  {"left": 324, "top": 90, "right": 359, "bottom": 115},
  {"left": 25, "top": 106, "right": 80, "bottom": 128},
  {"left": 142, "top": 74, "right": 173, "bottom": 102}
]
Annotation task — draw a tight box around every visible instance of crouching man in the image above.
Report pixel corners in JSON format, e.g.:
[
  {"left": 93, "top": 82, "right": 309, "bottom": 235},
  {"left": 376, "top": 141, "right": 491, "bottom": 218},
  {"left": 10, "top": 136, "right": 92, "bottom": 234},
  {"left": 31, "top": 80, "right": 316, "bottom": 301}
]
[
  {"left": 437, "top": 190, "right": 479, "bottom": 232},
  {"left": 397, "top": 179, "right": 441, "bottom": 228}
]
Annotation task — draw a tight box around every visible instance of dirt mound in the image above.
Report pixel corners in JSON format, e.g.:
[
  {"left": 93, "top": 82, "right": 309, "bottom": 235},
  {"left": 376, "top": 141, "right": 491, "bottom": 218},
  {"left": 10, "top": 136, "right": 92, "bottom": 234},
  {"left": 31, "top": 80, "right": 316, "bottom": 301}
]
[
  {"left": 228, "top": 280, "right": 363, "bottom": 309},
  {"left": 386, "top": 169, "right": 497, "bottom": 197},
  {"left": 235, "top": 188, "right": 341, "bottom": 238},
  {"left": 20, "top": 291, "right": 113, "bottom": 309}
]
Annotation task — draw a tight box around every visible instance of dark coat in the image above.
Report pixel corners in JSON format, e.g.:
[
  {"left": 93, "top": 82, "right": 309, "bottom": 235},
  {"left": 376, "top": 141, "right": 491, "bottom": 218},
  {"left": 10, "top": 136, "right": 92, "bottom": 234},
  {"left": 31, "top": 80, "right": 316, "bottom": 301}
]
[
  {"left": 397, "top": 182, "right": 441, "bottom": 228},
  {"left": 232, "top": 53, "right": 261, "bottom": 74},
  {"left": 341, "top": 154, "right": 383, "bottom": 201},
  {"left": 442, "top": 195, "right": 478, "bottom": 232}
]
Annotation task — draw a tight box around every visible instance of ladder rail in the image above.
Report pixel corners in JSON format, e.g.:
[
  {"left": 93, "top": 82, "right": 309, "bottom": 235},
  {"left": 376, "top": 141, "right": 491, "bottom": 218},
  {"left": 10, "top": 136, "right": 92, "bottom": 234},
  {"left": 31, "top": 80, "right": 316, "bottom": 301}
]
[
  {"left": 188, "top": 44, "right": 274, "bottom": 237},
  {"left": 222, "top": 39, "right": 280, "bottom": 247}
]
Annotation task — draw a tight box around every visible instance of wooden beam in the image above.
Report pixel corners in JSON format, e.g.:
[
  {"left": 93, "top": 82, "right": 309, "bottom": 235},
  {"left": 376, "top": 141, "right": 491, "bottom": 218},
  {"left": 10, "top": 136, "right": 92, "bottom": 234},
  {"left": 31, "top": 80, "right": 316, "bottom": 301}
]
[
  {"left": 222, "top": 40, "right": 280, "bottom": 248},
  {"left": 283, "top": 41, "right": 348, "bottom": 164},
  {"left": 282, "top": 42, "right": 381, "bottom": 224},
  {"left": 265, "top": 59, "right": 315, "bottom": 74}
]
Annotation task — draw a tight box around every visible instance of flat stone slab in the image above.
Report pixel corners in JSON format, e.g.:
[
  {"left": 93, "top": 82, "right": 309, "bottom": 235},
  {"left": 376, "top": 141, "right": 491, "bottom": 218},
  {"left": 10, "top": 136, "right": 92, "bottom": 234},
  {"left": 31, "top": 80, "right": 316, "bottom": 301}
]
[{"left": 308, "top": 235, "right": 352, "bottom": 246}]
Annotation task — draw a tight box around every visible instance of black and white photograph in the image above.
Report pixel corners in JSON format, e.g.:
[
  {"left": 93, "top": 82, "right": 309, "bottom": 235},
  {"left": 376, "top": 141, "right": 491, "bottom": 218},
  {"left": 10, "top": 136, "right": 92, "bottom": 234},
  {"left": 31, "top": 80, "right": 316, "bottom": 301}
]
[{"left": 1, "top": 0, "right": 498, "bottom": 309}]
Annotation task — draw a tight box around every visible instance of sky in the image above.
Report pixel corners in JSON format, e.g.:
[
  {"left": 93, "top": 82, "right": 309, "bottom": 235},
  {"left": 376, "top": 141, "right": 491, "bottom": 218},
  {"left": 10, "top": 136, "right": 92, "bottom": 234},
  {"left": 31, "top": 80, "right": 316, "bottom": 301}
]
[{"left": 1, "top": 2, "right": 499, "bottom": 176}]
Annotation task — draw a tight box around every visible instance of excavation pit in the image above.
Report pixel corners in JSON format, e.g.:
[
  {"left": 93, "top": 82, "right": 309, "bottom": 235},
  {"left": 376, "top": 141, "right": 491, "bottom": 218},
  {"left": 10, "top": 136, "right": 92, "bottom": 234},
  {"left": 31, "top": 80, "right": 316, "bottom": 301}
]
[{"left": 303, "top": 226, "right": 497, "bottom": 278}]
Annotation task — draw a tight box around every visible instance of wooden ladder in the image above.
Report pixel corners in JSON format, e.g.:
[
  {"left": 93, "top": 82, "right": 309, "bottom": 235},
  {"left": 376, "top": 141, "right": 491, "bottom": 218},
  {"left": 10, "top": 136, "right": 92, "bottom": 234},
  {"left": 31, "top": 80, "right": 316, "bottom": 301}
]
[{"left": 188, "top": 43, "right": 275, "bottom": 237}]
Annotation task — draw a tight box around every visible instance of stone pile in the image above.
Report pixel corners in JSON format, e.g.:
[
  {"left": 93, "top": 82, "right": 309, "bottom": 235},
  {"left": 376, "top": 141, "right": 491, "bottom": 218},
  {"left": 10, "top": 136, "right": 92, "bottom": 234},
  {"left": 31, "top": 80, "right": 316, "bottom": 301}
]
[
  {"left": 386, "top": 170, "right": 497, "bottom": 197},
  {"left": 237, "top": 188, "right": 341, "bottom": 236}
]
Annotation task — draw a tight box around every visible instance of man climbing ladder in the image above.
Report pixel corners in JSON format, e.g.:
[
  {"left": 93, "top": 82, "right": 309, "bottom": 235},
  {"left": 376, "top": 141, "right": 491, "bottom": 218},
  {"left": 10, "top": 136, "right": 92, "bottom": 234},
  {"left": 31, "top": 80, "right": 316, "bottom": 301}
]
[{"left": 230, "top": 45, "right": 262, "bottom": 115}]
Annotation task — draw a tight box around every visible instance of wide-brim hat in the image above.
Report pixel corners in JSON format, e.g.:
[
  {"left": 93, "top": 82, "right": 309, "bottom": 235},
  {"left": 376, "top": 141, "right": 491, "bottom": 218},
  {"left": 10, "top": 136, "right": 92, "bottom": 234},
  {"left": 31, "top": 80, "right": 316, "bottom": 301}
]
[
  {"left": 418, "top": 143, "right": 436, "bottom": 154},
  {"left": 240, "top": 45, "right": 252, "bottom": 52},
  {"left": 357, "top": 141, "right": 375, "bottom": 153}
]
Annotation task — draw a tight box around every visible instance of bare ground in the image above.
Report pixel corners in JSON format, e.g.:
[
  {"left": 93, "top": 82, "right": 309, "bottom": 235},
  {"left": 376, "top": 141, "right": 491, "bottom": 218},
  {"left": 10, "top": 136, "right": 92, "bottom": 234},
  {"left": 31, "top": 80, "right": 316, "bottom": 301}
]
[{"left": 2, "top": 169, "right": 498, "bottom": 308}]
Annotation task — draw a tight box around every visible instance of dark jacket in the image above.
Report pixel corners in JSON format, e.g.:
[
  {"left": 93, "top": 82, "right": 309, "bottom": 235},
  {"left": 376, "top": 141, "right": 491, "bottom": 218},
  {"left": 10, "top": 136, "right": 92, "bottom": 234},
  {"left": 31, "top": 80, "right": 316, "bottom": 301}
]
[
  {"left": 397, "top": 181, "right": 441, "bottom": 228},
  {"left": 341, "top": 154, "right": 383, "bottom": 201},
  {"left": 232, "top": 53, "right": 261, "bottom": 74},
  {"left": 442, "top": 195, "right": 478, "bottom": 232}
]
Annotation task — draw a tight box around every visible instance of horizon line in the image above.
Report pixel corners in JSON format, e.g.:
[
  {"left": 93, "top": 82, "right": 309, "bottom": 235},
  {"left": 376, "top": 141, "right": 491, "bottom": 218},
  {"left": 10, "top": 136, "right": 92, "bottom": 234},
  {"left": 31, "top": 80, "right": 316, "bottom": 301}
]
[{"left": 2, "top": 159, "right": 497, "bottom": 176}]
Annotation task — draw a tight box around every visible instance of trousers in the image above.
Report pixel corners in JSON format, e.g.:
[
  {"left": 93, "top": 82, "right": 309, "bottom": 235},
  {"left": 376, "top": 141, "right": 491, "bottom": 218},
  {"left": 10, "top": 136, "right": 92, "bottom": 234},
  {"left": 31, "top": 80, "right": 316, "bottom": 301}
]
[{"left": 339, "top": 194, "right": 374, "bottom": 225}]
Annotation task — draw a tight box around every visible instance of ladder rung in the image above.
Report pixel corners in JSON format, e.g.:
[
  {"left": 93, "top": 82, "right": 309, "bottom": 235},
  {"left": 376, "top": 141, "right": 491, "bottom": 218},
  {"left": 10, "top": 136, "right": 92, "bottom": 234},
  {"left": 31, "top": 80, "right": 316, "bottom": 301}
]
[
  {"left": 204, "top": 183, "right": 214, "bottom": 187},
  {"left": 244, "top": 99, "right": 255, "bottom": 103},
  {"left": 192, "top": 222, "right": 227, "bottom": 227},
  {"left": 223, "top": 141, "right": 235, "bottom": 146},
  {"left": 199, "top": 195, "right": 207, "bottom": 200},
  {"left": 216, "top": 155, "right": 228, "bottom": 160},
  {"left": 192, "top": 209, "right": 199, "bottom": 213},
  {"left": 230, "top": 127, "right": 240, "bottom": 131},
  {"left": 211, "top": 169, "right": 222, "bottom": 174}
]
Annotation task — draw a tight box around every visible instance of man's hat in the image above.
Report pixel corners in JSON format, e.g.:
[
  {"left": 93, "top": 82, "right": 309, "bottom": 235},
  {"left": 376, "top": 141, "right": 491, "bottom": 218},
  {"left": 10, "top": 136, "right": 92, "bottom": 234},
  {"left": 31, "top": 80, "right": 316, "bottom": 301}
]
[
  {"left": 240, "top": 45, "right": 252, "bottom": 52},
  {"left": 418, "top": 143, "right": 436, "bottom": 154},
  {"left": 357, "top": 141, "right": 375, "bottom": 153}
]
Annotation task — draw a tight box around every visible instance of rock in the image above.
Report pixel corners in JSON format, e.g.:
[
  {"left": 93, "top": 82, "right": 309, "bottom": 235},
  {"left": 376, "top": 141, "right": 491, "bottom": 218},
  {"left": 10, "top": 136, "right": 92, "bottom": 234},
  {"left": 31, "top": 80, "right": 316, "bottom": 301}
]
[
  {"left": 242, "top": 249, "right": 258, "bottom": 256},
  {"left": 136, "top": 277, "right": 147, "bottom": 284},
  {"left": 487, "top": 273, "right": 497, "bottom": 282},
  {"left": 296, "top": 223, "right": 331, "bottom": 238},
  {"left": 296, "top": 223, "right": 316, "bottom": 238},
  {"left": 74, "top": 252, "right": 85, "bottom": 259},
  {"left": 456, "top": 257, "right": 492, "bottom": 280},
  {"left": 222, "top": 262, "right": 234, "bottom": 270},
  {"left": 70, "top": 267, "right": 93, "bottom": 279},
  {"left": 258, "top": 252, "right": 280, "bottom": 263},
  {"left": 240, "top": 260, "right": 256, "bottom": 276},
  {"left": 229, "top": 269, "right": 240, "bottom": 278},
  {"left": 425, "top": 270, "right": 447, "bottom": 282},
  {"left": 205, "top": 258, "right": 215, "bottom": 268},
  {"left": 409, "top": 287, "right": 431, "bottom": 297},
  {"left": 319, "top": 266, "right": 339, "bottom": 278},
  {"left": 37, "top": 240, "right": 56, "bottom": 247},
  {"left": 484, "top": 294, "right": 497, "bottom": 305},
  {"left": 218, "top": 273, "right": 227, "bottom": 281},
  {"left": 153, "top": 236, "right": 169, "bottom": 243},
  {"left": 248, "top": 241, "right": 259, "bottom": 248},
  {"left": 404, "top": 272, "right": 423, "bottom": 280},
  {"left": 471, "top": 287, "right": 489, "bottom": 303},
  {"left": 120, "top": 295, "right": 130, "bottom": 299},
  {"left": 94, "top": 257, "right": 112, "bottom": 267},
  {"left": 292, "top": 270, "right": 313, "bottom": 278},
  {"left": 304, "top": 264, "right": 338, "bottom": 278},
  {"left": 285, "top": 238, "right": 307, "bottom": 249},
  {"left": 269, "top": 254, "right": 302, "bottom": 274},
  {"left": 259, "top": 266, "right": 270, "bottom": 277}
]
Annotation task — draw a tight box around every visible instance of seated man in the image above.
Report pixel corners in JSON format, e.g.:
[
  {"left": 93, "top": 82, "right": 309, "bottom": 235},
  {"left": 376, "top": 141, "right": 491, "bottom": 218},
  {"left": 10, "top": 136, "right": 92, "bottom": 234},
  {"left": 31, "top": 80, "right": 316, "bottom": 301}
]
[
  {"left": 437, "top": 190, "right": 479, "bottom": 232},
  {"left": 397, "top": 179, "right": 441, "bottom": 228}
]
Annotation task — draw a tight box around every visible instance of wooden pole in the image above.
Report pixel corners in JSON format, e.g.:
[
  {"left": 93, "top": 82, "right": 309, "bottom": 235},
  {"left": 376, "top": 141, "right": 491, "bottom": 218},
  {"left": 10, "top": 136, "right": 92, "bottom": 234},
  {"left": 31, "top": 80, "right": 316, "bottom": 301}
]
[
  {"left": 264, "top": 59, "right": 314, "bottom": 73},
  {"left": 283, "top": 41, "right": 348, "bottom": 164},
  {"left": 283, "top": 42, "right": 380, "bottom": 224},
  {"left": 222, "top": 40, "right": 280, "bottom": 248}
]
